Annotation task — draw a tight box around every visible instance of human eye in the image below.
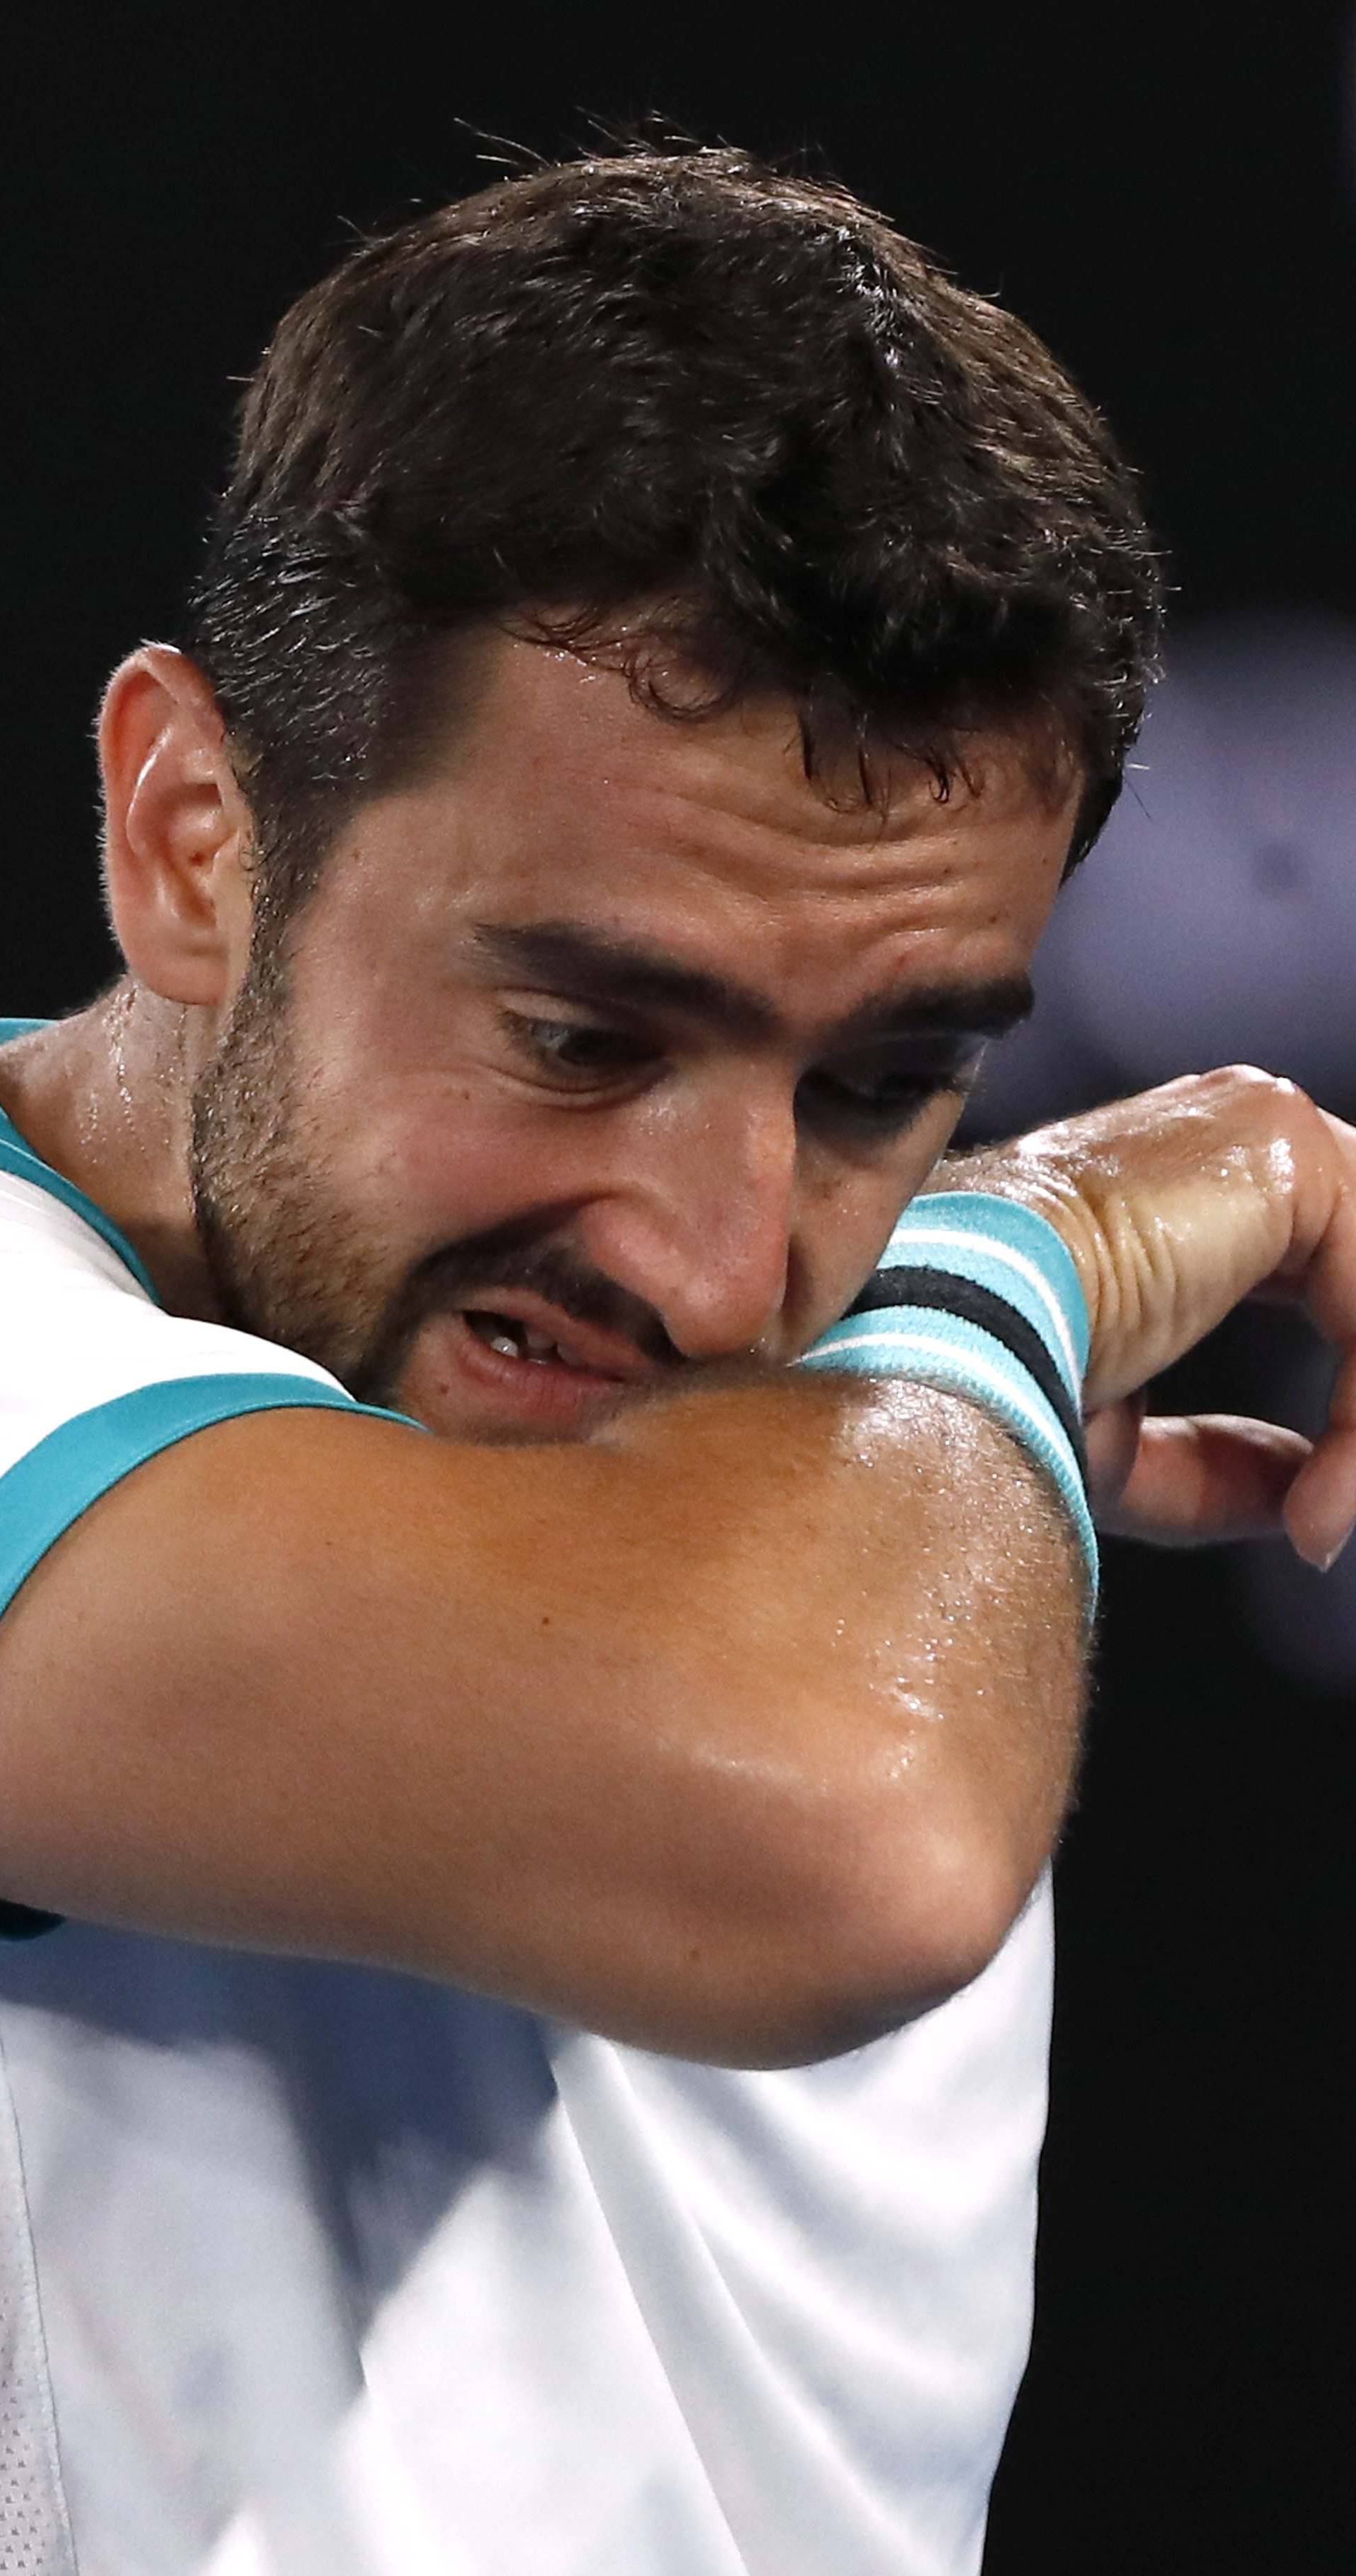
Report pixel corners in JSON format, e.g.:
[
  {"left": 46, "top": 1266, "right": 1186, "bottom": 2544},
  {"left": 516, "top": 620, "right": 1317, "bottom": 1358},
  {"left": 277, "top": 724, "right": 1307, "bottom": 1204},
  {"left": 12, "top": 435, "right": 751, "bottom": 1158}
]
[
  {"left": 498, "top": 1006, "right": 660, "bottom": 1090},
  {"left": 797, "top": 1042, "right": 985, "bottom": 1139}
]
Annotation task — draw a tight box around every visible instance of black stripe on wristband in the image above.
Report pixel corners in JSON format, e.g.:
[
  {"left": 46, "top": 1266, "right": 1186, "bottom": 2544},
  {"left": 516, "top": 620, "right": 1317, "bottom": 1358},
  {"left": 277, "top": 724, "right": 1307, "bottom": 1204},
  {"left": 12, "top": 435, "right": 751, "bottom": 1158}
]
[{"left": 843, "top": 1265, "right": 1088, "bottom": 1480}]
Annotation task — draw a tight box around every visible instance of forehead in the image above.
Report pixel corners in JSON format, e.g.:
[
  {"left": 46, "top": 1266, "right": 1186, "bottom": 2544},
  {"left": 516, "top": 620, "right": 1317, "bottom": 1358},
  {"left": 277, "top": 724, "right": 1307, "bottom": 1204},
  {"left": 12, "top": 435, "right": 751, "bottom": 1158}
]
[{"left": 337, "top": 630, "right": 1078, "bottom": 1018}]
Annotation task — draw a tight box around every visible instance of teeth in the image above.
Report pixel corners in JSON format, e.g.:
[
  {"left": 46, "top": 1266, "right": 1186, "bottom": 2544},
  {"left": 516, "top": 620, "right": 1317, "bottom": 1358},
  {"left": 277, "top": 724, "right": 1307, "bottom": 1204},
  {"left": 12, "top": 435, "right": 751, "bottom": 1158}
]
[{"left": 467, "top": 1311, "right": 564, "bottom": 1366}]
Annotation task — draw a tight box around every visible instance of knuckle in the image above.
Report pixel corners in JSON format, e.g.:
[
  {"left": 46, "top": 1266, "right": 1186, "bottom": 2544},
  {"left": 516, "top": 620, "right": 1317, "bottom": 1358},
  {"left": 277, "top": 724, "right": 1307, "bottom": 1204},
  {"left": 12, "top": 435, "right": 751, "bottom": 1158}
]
[
  {"left": 1199, "top": 1063, "right": 1312, "bottom": 1116},
  {"left": 1208, "top": 1061, "right": 1280, "bottom": 1092}
]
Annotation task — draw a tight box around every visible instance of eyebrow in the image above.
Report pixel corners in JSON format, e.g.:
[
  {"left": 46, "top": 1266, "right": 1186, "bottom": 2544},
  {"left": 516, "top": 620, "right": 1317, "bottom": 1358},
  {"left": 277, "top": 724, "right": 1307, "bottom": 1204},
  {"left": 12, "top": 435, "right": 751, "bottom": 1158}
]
[{"left": 469, "top": 919, "right": 1035, "bottom": 1049}]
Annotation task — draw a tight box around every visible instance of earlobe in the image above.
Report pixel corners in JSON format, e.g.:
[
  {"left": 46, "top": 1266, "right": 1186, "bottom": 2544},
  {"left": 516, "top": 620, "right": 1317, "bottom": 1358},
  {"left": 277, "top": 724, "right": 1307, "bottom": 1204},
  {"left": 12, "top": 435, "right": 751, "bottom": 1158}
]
[{"left": 100, "top": 644, "right": 254, "bottom": 1009}]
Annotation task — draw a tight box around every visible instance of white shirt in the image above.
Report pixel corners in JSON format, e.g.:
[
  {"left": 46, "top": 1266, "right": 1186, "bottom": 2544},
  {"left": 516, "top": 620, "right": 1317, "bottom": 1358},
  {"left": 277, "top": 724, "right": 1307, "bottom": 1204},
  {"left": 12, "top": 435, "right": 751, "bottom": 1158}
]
[{"left": 0, "top": 1055, "right": 1052, "bottom": 2575}]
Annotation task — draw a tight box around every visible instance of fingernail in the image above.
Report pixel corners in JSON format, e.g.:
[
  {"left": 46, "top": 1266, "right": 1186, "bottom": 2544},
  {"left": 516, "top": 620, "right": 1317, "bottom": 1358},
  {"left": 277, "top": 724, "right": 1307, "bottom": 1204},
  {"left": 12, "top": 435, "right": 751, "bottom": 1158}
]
[{"left": 1316, "top": 1529, "right": 1353, "bottom": 1574}]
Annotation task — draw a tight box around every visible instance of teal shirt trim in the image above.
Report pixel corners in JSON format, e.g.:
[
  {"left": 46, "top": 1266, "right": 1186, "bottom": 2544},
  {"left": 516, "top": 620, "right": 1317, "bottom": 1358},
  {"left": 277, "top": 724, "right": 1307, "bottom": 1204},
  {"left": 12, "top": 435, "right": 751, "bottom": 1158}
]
[
  {"left": 0, "top": 1373, "right": 417, "bottom": 1622},
  {"left": 0, "top": 1018, "right": 160, "bottom": 1303}
]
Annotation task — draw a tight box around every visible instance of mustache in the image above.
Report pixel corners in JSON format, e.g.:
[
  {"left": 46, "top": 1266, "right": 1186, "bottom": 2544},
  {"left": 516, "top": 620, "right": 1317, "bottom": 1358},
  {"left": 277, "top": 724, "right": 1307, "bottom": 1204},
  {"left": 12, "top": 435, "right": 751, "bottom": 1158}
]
[{"left": 351, "top": 1215, "right": 682, "bottom": 1404}]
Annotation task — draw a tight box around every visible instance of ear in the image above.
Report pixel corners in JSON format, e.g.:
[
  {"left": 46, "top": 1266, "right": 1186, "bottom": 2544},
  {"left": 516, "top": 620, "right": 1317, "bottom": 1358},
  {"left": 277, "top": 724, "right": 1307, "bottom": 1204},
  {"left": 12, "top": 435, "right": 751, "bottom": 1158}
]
[{"left": 99, "top": 645, "right": 256, "bottom": 1008}]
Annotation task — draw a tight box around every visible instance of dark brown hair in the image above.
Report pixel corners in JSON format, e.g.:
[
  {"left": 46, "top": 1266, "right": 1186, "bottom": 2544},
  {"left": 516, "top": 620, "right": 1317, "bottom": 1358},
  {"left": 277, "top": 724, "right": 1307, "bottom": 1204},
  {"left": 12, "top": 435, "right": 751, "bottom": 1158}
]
[{"left": 185, "top": 146, "right": 1162, "bottom": 910}]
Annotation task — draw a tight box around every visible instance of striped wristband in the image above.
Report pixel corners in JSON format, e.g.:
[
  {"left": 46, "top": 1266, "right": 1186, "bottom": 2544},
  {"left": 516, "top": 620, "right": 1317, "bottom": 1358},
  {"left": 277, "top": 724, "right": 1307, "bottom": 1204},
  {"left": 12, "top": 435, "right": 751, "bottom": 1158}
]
[{"left": 798, "top": 1191, "right": 1098, "bottom": 1602}]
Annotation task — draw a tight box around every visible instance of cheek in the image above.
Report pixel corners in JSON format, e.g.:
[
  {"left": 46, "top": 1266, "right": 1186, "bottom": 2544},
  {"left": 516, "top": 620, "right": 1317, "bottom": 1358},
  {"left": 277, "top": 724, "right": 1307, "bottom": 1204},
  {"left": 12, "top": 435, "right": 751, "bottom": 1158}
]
[
  {"left": 917, "top": 1085, "right": 970, "bottom": 1167},
  {"left": 796, "top": 1094, "right": 966, "bottom": 1339},
  {"left": 338, "top": 1084, "right": 592, "bottom": 1255}
]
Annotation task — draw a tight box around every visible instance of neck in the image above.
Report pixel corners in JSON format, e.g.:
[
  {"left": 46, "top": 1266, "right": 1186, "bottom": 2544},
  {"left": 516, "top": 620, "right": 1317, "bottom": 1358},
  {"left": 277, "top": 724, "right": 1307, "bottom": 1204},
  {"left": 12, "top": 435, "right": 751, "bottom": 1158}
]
[{"left": 0, "top": 981, "right": 225, "bottom": 1320}]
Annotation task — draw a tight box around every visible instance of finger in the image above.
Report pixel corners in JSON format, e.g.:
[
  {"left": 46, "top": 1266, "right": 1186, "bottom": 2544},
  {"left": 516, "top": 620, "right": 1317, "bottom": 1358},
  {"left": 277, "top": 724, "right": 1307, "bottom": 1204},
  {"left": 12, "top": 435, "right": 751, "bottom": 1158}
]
[
  {"left": 1095, "top": 1413, "right": 1312, "bottom": 1548},
  {"left": 1083, "top": 1393, "right": 1146, "bottom": 1510},
  {"left": 1282, "top": 1107, "right": 1356, "bottom": 1347},
  {"left": 1283, "top": 1337, "right": 1356, "bottom": 1569},
  {"left": 1319, "top": 1107, "right": 1356, "bottom": 1155},
  {"left": 1243, "top": 1107, "right": 1356, "bottom": 1565}
]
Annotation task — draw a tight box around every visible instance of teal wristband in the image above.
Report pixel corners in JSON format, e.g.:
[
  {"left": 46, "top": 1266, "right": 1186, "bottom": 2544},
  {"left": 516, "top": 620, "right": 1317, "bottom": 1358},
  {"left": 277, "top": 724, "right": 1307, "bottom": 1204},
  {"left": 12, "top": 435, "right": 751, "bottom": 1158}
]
[{"left": 799, "top": 1192, "right": 1098, "bottom": 1603}]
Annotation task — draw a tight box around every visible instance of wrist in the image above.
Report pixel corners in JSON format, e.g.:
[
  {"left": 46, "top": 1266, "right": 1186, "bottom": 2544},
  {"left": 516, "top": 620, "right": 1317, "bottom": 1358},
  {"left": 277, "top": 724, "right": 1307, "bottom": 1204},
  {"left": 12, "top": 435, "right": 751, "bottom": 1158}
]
[
  {"left": 928, "top": 1144, "right": 1108, "bottom": 1332},
  {"left": 801, "top": 1191, "right": 1098, "bottom": 1606}
]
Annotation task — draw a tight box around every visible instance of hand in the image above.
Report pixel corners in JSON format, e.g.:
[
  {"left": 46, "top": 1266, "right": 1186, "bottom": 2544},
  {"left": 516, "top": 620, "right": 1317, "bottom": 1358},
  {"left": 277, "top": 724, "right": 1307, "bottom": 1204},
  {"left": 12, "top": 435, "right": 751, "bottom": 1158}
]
[
  {"left": 954, "top": 1068, "right": 1356, "bottom": 1569},
  {"left": 1083, "top": 1391, "right": 1314, "bottom": 1553}
]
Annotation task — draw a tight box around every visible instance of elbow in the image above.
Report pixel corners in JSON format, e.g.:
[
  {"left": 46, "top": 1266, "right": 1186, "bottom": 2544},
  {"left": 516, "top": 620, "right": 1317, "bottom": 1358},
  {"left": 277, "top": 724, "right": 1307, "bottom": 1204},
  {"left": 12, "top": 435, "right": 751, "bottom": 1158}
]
[
  {"left": 813, "top": 1833, "right": 1030, "bottom": 2060},
  {"left": 843, "top": 1803, "right": 1037, "bottom": 2034},
  {"left": 712, "top": 1780, "right": 1040, "bottom": 2071}
]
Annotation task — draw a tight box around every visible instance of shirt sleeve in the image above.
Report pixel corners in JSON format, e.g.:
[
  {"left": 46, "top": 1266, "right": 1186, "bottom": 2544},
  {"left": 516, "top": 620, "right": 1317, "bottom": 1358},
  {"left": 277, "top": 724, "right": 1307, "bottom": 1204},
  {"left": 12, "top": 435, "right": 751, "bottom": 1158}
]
[{"left": 0, "top": 1167, "right": 416, "bottom": 1938}]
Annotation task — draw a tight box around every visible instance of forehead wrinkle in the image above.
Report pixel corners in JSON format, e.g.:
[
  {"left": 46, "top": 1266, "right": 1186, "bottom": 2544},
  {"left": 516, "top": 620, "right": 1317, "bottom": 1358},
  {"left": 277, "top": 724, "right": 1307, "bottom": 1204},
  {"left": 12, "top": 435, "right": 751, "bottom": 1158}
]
[
  {"left": 590, "top": 698, "right": 1077, "bottom": 863},
  {"left": 622, "top": 761, "right": 1075, "bottom": 917},
  {"left": 629, "top": 761, "right": 939, "bottom": 877}
]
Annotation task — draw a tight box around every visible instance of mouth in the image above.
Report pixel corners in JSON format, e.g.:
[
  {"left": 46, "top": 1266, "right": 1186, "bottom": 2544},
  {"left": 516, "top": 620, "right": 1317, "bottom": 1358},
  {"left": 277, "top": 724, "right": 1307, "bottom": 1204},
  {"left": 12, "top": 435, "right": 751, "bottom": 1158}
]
[
  {"left": 400, "top": 1290, "right": 662, "bottom": 1437},
  {"left": 464, "top": 1309, "right": 607, "bottom": 1368}
]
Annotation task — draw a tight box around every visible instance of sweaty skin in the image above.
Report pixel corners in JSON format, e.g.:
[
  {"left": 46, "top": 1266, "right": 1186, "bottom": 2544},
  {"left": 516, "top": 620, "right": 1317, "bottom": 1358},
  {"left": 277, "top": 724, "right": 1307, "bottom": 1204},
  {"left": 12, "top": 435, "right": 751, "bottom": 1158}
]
[
  {"left": 0, "top": 633, "right": 1352, "bottom": 2061},
  {"left": 960, "top": 1077, "right": 1356, "bottom": 1565}
]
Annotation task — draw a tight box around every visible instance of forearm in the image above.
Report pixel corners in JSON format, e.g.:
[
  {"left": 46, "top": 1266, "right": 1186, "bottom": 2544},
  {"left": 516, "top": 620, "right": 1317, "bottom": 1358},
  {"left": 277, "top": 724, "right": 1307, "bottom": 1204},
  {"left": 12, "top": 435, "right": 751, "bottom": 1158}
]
[{"left": 0, "top": 1371, "right": 1086, "bottom": 2061}]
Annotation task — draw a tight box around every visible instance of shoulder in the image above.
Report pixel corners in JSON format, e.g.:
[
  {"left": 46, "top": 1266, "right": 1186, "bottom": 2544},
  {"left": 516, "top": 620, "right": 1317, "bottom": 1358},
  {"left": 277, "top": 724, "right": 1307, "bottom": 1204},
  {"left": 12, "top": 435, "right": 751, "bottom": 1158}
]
[
  {"left": 0, "top": 1159, "right": 344, "bottom": 1448},
  {"left": 0, "top": 1144, "right": 379, "bottom": 1645}
]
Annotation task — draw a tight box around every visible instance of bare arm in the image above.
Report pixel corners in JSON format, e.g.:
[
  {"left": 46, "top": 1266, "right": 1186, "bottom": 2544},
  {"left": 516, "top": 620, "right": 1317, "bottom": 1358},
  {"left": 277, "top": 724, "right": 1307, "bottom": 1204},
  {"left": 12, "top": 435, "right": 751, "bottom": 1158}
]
[
  {"left": 0, "top": 1370, "right": 1083, "bottom": 2065},
  {"left": 5, "top": 1066, "right": 1350, "bottom": 2066}
]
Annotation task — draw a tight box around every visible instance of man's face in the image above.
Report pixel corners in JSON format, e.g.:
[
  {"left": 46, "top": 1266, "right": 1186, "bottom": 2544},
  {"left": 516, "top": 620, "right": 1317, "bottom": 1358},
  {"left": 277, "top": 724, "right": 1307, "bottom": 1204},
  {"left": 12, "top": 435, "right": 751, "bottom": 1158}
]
[{"left": 191, "top": 634, "right": 1076, "bottom": 1439}]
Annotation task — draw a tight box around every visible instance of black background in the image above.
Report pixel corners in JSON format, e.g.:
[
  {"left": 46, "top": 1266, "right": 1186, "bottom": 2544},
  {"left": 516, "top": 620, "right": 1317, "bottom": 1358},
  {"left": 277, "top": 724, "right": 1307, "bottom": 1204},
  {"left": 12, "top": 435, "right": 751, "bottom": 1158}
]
[{"left": 6, "top": 6, "right": 1355, "bottom": 2565}]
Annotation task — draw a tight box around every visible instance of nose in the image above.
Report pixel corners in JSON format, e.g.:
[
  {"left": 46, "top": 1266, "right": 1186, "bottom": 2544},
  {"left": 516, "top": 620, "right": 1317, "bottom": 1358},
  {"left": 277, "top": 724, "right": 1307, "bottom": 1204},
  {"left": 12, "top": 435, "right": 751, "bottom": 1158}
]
[{"left": 581, "top": 1080, "right": 800, "bottom": 1364}]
